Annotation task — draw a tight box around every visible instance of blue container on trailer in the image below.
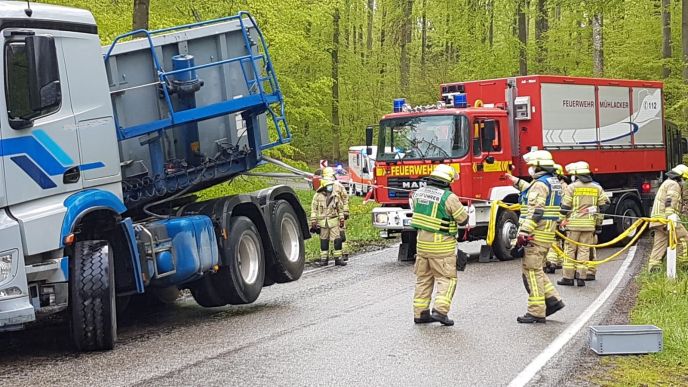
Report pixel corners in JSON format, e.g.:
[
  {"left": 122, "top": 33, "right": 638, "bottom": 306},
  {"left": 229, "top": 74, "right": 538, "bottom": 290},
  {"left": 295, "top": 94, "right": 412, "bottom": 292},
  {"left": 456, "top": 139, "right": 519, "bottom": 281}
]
[
  {"left": 171, "top": 54, "right": 197, "bottom": 83},
  {"left": 393, "top": 98, "right": 406, "bottom": 113},
  {"left": 453, "top": 93, "right": 468, "bottom": 108}
]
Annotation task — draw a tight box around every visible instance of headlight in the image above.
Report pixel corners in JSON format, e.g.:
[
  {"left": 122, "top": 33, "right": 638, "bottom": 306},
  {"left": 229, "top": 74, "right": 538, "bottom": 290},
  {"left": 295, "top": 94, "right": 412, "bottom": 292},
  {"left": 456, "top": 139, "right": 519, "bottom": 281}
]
[
  {"left": 374, "top": 213, "right": 389, "bottom": 225},
  {"left": 0, "top": 253, "right": 12, "bottom": 283},
  {"left": 0, "top": 287, "right": 22, "bottom": 298}
]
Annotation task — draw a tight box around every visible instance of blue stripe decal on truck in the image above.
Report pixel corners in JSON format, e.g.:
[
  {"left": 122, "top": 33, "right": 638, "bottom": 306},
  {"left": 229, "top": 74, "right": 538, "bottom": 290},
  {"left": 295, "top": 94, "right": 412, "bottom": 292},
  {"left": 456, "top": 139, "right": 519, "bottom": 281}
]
[
  {"left": 10, "top": 155, "right": 58, "bottom": 189},
  {"left": 0, "top": 131, "right": 106, "bottom": 189}
]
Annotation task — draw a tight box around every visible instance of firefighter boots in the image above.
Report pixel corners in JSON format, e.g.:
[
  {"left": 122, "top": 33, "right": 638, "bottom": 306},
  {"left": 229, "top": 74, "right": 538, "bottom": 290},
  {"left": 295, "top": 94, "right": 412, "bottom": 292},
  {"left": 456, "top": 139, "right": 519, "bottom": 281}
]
[
  {"left": 414, "top": 310, "right": 435, "bottom": 324},
  {"left": 334, "top": 259, "right": 347, "bottom": 266},
  {"left": 545, "top": 299, "right": 565, "bottom": 317},
  {"left": 431, "top": 309, "right": 454, "bottom": 326},
  {"left": 517, "top": 313, "right": 546, "bottom": 324}
]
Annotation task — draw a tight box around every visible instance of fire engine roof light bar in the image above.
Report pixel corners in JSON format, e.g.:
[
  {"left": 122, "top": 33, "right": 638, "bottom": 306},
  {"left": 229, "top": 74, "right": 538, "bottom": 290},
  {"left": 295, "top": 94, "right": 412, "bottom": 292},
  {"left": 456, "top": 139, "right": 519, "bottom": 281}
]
[
  {"left": 393, "top": 98, "right": 406, "bottom": 113},
  {"left": 453, "top": 93, "right": 468, "bottom": 108}
]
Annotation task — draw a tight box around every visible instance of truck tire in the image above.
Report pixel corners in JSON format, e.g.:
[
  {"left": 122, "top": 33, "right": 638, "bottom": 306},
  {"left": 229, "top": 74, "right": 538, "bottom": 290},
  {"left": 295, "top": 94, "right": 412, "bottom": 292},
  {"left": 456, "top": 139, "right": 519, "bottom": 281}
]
[
  {"left": 602, "top": 197, "right": 642, "bottom": 245},
  {"left": 267, "top": 200, "right": 305, "bottom": 283},
  {"left": 494, "top": 210, "right": 519, "bottom": 261},
  {"left": 398, "top": 230, "right": 417, "bottom": 262},
  {"left": 212, "top": 216, "right": 265, "bottom": 304},
  {"left": 70, "top": 240, "right": 117, "bottom": 351}
]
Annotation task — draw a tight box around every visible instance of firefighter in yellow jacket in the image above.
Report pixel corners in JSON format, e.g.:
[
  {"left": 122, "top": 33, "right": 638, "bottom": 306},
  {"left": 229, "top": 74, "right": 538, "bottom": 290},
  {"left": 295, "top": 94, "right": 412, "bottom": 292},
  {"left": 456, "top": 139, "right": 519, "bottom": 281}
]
[
  {"left": 310, "top": 179, "right": 347, "bottom": 267},
  {"left": 323, "top": 167, "right": 350, "bottom": 261},
  {"left": 558, "top": 161, "right": 610, "bottom": 287},
  {"left": 411, "top": 164, "right": 468, "bottom": 326},
  {"left": 514, "top": 150, "right": 565, "bottom": 324},
  {"left": 648, "top": 164, "right": 688, "bottom": 272},
  {"left": 544, "top": 164, "right": 568, "bottom": 273}
]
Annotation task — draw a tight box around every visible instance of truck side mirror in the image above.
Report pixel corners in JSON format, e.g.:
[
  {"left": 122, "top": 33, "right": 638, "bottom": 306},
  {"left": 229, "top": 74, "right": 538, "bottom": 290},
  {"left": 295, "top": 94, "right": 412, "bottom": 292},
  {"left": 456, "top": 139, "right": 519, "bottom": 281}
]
[
  {"left": 6, "top": 34, "right": 61, "bottom": 130},
  {"left": 365, "top": 126, "right": 374, "bottom": 156}
]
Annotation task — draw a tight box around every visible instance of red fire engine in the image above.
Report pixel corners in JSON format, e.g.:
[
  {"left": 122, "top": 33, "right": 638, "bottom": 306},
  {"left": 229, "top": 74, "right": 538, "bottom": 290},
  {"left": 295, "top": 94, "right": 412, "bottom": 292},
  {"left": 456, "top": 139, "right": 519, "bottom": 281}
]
[{"left": 367, "top": 75, "right": 686, "bottom": 261}]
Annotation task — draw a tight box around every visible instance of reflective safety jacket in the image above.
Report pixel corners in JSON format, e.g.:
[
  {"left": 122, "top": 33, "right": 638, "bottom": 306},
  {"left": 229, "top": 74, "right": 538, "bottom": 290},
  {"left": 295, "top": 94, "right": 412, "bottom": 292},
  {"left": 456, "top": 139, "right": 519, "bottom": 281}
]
[
  {"left": 333, "top": 181, "right": 349, "bottom": 215},
  {"left": 651, "top": 178, "right": 683, "bottom": 228},
  {"left": 518, "top": 173, "right": 562, "bottom": 246},
  {"left": 311, "top": 191, "right": 344, "bottom": 228},
  {"left": 411, "top": 186, "right": 468, "bottom": 256},
  {"left": 561, "top": 180, "right": 609, "bottom": 231}
]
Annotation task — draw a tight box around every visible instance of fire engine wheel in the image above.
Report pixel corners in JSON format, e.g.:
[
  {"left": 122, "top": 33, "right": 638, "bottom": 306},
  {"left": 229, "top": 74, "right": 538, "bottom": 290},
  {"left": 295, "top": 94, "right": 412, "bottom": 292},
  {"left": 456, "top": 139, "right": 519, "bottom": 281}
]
[
  {"left": 267, "top": 200, "right": 305, "bottom": 283},
  {"left": 494, "top": 210, "right": 519, "bottom": 261},
  {"left": 212, "top": 216, "right": 266, "bottom": 305},
  {"left": 70, "top": 240, "right": 117, "bottom": 352}
]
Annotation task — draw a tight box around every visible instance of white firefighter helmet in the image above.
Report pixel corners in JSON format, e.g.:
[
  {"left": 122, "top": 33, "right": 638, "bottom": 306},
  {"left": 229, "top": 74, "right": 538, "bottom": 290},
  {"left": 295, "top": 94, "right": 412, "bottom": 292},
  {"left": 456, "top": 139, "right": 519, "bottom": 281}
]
[
  {"left": 522, "top": 150, "right": 555, "bottom": 167},
  {"left": 429, "top": 164, "right": 459, "bottom": 184}
]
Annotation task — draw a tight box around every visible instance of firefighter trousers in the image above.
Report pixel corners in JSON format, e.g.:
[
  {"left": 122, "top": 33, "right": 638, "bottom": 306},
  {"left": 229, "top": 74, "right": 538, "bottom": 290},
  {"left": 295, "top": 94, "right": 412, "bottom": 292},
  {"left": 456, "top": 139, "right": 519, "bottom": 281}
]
[
  {"left": 563, "top": 231, "right": 594, "bottom": 280},
  {"left": 648, "top": 225, "right": 688, "bottom": 270},
  {"left": 546, "top": 238, "right": 564, "bottom": 266},
  {"left": 522, "top": 243, "right": 562, "bottom": 318},
  {"left": 319, "top": 223, "right": 342, "bottom": 260},
  {"left": 587, "top": 235, "right": 598, "bottom": 277},
  {"left": 413, "top": 253, "right": 457, "bottom": 318}
]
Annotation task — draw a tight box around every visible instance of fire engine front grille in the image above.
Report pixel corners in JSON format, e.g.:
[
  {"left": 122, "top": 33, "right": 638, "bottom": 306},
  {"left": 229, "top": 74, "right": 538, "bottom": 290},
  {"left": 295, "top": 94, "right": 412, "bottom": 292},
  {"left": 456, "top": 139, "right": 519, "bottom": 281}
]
[{"left": 386, "top": 177, "right": 426, "bottom": 199}]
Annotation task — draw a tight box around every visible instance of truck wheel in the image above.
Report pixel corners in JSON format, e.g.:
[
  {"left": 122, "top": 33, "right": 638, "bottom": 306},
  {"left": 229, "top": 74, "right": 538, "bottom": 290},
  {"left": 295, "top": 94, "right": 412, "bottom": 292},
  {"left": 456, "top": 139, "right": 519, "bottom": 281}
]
[
  {"left": 70, "top": 240, "right": 117, "bottom": 351},
  {"left": 213, "top": 216, "right": 265, "bottom": 304},
  {"left": 268, "top": 200, "right": 305, "bottom": 283},
  {"left": 494, "top": 210, "right": 519, "bottom": 261},
  {"left": 398, "top": 230, "right": 417, "bottom": 262},
  {"left": 602, "top": 198, "right": 642, "bottom": 245}
]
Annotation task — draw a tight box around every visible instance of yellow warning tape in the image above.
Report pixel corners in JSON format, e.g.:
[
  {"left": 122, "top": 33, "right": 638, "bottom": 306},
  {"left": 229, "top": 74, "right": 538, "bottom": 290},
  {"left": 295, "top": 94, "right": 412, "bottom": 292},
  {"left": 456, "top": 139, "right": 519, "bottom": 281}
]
[{"left": 486, "top": 200, "right": 678, "bottom": 268}]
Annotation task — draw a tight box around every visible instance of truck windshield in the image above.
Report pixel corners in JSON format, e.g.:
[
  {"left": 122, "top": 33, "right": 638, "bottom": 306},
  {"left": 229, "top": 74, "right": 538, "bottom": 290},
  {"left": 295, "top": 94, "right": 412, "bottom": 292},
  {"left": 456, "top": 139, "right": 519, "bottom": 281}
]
[{"left": 377, "top": 115, "right": 469, "bottom": 161}]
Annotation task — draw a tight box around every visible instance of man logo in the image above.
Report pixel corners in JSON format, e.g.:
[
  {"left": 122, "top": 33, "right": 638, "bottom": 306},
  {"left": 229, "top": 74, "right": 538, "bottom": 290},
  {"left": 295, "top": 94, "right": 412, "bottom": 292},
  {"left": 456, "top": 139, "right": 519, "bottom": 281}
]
[{"left": 402, "top": 181, "right": 427, "bottom": 189}]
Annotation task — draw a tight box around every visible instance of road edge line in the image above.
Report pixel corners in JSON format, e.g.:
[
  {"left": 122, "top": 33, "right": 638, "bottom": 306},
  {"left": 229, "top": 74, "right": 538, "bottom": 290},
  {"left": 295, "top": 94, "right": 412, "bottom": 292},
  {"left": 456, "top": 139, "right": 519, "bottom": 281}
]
[{"left": 507, "top": 245, "right": 639, "bottom": 387}]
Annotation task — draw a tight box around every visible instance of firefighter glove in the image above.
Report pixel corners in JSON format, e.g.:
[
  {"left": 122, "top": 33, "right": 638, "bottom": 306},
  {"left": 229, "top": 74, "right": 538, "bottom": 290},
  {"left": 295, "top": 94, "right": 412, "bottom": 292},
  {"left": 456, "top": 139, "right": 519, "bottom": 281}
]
[
  {"left": 340, "top": 219, "right": 345, "bottom": 228},
  {"left": 344, "top": 212, "right": 350, "bottom": 220},
  {"left": 516, "top": 233, "right": 533, "bottom": 248},
  {"left": 595, "top": 225, "right": 602, "bottom": 235}
]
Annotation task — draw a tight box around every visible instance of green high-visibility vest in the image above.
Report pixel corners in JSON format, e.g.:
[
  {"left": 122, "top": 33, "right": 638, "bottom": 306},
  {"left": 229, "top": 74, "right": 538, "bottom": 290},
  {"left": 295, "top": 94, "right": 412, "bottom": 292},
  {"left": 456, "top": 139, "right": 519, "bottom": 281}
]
[{"left": 411, "top": 186, "right": 458, "bottom": 236}]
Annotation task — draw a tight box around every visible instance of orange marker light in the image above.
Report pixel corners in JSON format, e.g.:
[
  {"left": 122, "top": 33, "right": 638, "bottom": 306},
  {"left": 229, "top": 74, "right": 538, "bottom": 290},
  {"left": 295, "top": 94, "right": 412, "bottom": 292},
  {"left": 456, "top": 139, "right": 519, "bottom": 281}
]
[{"left": 64, "top": 233, "right": 75, "bottom": 246}]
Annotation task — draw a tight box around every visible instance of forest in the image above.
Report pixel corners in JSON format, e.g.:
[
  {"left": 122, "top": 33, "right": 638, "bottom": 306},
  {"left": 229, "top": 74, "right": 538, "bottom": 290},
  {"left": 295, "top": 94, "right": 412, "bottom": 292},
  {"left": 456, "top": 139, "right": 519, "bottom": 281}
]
[{"left": 41, "top": 0, "right": 688, "bottom": 164}]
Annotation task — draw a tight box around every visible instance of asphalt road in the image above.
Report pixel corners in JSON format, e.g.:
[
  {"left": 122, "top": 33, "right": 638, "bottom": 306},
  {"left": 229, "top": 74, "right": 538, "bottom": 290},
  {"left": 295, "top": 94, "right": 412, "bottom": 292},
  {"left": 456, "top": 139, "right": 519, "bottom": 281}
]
[{"left": 0, "top": 245, "right": 627, "bottom": 387}]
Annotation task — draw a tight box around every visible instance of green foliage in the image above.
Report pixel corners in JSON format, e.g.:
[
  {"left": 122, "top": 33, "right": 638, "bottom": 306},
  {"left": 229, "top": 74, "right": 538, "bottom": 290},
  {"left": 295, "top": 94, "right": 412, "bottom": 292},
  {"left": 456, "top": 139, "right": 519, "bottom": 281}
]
[
  {"left": 595, "top": 271, "right": 688, "bottom": 386},
  {"left": 39, "top": 0, "right": 688, "bottom": 164}
]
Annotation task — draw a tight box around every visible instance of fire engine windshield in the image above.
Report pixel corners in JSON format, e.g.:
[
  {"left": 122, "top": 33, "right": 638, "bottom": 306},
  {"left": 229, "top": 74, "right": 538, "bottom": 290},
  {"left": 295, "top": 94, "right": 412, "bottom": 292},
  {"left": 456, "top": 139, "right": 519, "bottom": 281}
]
[{"left": 377, "top": 115, "right": 469, "bottom": 161}]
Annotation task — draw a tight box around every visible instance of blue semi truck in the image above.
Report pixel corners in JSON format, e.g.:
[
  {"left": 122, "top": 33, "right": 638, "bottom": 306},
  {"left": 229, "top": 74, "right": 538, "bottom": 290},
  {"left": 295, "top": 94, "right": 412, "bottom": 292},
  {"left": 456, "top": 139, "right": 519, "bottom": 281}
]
[{"left": 0, "top": 1, "right": 308, "bottom": 350}]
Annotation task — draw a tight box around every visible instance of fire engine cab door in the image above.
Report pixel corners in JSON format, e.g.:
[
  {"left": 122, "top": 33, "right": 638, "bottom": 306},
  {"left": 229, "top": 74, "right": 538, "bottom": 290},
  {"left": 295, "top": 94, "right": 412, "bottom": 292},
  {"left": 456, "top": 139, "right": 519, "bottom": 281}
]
[
  {"left": 471, "top": 118, "right": 511, "bottom": 200},
  {"left": 0, "top": 30, "right": 83, "bottom": 206}
]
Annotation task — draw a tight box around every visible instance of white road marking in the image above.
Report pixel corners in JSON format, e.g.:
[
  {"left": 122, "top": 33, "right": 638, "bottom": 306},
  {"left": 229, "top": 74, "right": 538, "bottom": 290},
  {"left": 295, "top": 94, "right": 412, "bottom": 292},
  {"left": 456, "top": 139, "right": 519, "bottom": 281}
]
[{"left": 508, "top": 245, "right": 639, "bottom": 387}]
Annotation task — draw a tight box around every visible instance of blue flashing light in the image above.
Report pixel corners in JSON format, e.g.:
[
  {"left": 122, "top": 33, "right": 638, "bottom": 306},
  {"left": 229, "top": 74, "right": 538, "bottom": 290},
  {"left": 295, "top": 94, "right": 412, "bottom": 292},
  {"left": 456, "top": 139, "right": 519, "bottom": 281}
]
[
  {"left": 453, "top": 93, "right": 468, "bottom": 108},
  {"left": 393, "top": 98, "right": 406, "bottom": 113}
]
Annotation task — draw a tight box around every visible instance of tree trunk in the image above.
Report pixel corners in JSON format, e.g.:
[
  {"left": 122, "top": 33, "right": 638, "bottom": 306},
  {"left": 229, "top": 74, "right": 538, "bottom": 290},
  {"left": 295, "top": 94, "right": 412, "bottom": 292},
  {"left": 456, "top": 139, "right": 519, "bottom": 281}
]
[
  {"left": 421, "top": 0, "right": 427, "bottom": 69},
  {"left": 682, "top": 0, "right": 688, "bottom": 81},
  {"left": 366, "top": 0, "right": 374, "bottom": 59},
  {"left": 663, "top": 0, "right": 672, "bottom": 78},
  {"left": 488, "top": 0, "right": 494, "bottom": 48},
  {"left": 592, "top": 12, "right": 604, "bottom": 76},
  {"left": 400, "top": 0, "right": 413, "bottom": 96},
  {"left": 535, "top": 0, "right": 548, "bottom": 72},
  {"left": 517, "top": 0, "right": 528, "bottom": 75},
  {"left": 332, "top": 7, "right": 341, "bottom": 161},
  {"left": 380, "top": 5, "right": 386, "bottom": 76},
  {"left": 132, "top": 0, "right": 150, "bottom": 30}
]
